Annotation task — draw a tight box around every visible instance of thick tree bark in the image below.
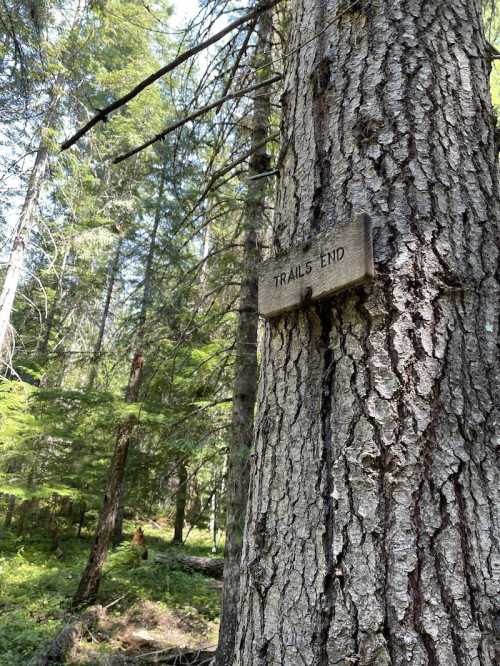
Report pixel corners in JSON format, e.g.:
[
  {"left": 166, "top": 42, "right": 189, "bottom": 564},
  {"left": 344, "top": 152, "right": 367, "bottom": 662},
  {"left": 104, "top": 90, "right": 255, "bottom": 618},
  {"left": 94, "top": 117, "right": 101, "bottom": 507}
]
[
  {"left": 172, "top": 461, "right": 188, "bottom": 545},
  {"left": 235, "top": 2, "right": 499, "bottom": 665},
  {"left": 216, "top": 10, "right": 273, "bottom": 666}
]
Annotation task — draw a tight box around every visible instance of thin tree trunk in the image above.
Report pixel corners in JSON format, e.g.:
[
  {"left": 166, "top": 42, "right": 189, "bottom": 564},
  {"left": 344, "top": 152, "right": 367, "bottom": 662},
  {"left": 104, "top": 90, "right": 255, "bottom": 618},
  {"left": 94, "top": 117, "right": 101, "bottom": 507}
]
[
  {"left": 200, "top": 222, "right": 211, "bottom": 289},
  {"left": 4, "top": 494, "right": 15, "bottom": 528},
  {"left": 112, "top": 480, "right": 125, "bottom": 546},
  {"left": 38, "top": 287, "right": 57, "bottom": 356},
  {"left": 172, "top": 462, "right": 188, "bottom": 545},
  {"left": 87, "top": 237, "right": 123, "bottom": 389},
  {"left": 77, "top": 502, "right": 86, "bottom": 538},
  {"left": 72, "top": 155, "right": 167, "bottom": 607},
  {"left": 216, "top": 10, "right": 273, "bottom": 666},
  {"left": 71, "top": 353, "right": 144, "bottom": 608},
  {"left": 210, "top": 474, "right": 218, "bottom": 554},
  {"left": 0, "top": 144, "right": 49, "bottom": 366},
  {"left": 38, "top": 246, "right": 70, "bottom": 357},
  {"left": 235, "top": 2, "right": 499, "bottom": 665},
  {"left": 0, "top": 0, "right": 85, "bottom": 367}
]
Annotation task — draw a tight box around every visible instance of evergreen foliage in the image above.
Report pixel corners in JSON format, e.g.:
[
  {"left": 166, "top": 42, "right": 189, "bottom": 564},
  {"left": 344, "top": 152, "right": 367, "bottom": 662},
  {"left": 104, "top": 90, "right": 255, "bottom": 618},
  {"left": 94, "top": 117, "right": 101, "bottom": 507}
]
[{"left": 0, "top": 0, "right": 497, "bottom": 662}]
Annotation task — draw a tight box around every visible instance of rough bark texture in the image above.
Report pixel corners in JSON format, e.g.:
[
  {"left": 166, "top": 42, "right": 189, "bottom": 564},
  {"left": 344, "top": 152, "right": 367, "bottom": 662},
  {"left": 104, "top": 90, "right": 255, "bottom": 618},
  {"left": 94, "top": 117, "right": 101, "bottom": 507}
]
[
  {"left": 236, "top": 1, "right": 499, "bottom": 665},
  {"left": 216, "top": 9, "right": 273, "bottom": 666}
]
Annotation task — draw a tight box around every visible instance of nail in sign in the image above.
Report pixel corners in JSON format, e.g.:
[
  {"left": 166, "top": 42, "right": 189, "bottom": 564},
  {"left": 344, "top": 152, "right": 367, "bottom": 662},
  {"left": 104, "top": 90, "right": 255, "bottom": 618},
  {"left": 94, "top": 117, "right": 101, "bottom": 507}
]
[{"left": 258, "top": 215, "right": 374, "bottom": 318}]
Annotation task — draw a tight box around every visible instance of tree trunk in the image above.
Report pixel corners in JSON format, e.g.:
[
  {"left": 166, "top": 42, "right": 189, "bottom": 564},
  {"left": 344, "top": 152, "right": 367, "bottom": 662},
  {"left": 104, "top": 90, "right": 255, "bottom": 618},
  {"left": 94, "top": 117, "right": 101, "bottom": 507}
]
[
  {"left": 172, "top": 461, "right": 188, "bottom": 545},
  {"left": 16, "top": 499, "right": 34, "bottom": 536},
  {"left": 235, "top": 2, "right": 499, "bottom": 665},
  {"left": 112, "top": 480, "right": 125, "bottom": 546},
  {"left": 210, "top": 475, "right": 219, "bottom": 554},
  {"left": 38, "top": 292, "right": 57, "bottom": 358},
  {"left": 0, "top": 0, "right": 85, "bottom": 368},
  {"left": 38, "top": 246, "right": 70, "bottom": 358},
  {"left": 216, "top": 10, "right": 273, "bottom": 666},
  {"left": 71, "top": 417, "right": 136, "bottom": 607},
  {"left": 3, "top": 494, "right": 15, "bottom": 528},
  {"left": 77, "top": 502, "right": 86, "bottom": 538},
  {"left": 73, "top": 153, "right": 167, "bottom": 606},
  {"left": 87, "top": 237, "right": 123, "bottom": 389},
  {"left": 0, "top": 144, "right": 49, "bottom": 367},
  {"left": 200, "top": 222, "right": 211, "bottom": 289}
]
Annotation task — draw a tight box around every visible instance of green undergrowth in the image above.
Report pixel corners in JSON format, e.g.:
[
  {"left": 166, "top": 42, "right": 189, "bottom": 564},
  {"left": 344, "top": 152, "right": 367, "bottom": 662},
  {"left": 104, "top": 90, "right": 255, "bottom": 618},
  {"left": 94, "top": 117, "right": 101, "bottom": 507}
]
[{"left": 0, "top": 524, "right": 222, "bottom": 665}]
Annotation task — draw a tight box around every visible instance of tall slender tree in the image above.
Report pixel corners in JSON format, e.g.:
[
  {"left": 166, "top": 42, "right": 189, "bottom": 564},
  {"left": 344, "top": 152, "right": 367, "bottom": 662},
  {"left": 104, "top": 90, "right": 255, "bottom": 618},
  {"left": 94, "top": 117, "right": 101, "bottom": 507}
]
[
  {"left": 0, "top": 1, "right": 87, "bottom": 368},
  {"left": 87, "top": 237, "right": 123, "bottom": 389},
  {"left": 216, "top": 8, "right": 274, "bottom": 666},
  {"left": 236, "top": 1, "right": 499, "bottom": 664},
  {"left": 72, "top": 153, "right": 168, "bottom": 606}
]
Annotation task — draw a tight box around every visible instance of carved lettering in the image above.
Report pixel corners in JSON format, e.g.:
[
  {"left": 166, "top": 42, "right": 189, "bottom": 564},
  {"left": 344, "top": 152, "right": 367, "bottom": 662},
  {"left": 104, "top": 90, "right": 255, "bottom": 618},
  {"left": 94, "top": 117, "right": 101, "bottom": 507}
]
[{"left": 258, "top": 217, "right": 374, "bottom": 318}]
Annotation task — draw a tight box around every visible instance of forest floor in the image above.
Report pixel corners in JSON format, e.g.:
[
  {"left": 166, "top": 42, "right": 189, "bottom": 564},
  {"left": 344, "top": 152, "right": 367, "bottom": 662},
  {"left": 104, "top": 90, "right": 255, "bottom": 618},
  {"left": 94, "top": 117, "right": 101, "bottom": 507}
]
[{"left": 0, "top": 524, "right": 221, "bottom": 665}]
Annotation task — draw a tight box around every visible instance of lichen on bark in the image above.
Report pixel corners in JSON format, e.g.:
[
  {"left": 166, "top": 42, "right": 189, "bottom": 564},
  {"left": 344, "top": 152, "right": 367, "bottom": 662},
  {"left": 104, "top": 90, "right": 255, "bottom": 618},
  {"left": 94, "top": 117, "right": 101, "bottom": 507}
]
[{"left": 235, "top": 1, "right": 499, "bottom": 664}]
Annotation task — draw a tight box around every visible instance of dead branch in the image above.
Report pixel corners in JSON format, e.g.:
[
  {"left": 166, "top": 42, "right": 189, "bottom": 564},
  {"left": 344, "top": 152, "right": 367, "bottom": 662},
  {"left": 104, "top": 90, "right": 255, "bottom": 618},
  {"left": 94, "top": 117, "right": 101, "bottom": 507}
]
[
  {"left": 113, "top": 74, "right": 282, "bottom": 164},
  {"left": 215, "top": 18, "right": 257, "bottom": 113},
  {"left": 183, "top": 130, "right": 279, "bottom": 221},
  {"left": 60, "top": 0, "right": 284, "bottom": 151}
]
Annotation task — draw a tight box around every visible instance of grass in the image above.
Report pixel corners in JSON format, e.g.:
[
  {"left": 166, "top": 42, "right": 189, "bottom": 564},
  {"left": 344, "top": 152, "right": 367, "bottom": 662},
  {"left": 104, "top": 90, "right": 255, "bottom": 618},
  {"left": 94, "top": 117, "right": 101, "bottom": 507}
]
[{"left": 0, "top": 524, "right": 222, "bottom": 665}]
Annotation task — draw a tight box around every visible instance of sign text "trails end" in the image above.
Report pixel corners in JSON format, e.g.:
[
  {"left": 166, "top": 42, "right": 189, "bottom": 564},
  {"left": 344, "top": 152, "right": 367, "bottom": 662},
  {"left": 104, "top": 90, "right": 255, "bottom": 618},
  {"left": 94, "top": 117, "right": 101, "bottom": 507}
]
[
  {"left": 273, "top": 247, "right": 345, "bottom": 288},
  {"left": 258, "top": 216, "right": 374, "bottom": 318}
]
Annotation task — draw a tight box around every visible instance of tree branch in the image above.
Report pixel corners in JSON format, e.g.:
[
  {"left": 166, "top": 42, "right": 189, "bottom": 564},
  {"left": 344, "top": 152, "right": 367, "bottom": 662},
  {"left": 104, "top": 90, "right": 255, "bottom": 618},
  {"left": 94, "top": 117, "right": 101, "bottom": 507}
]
[
  {"left": 113, "top": 74, "right": 282, "bottom": 164},
  {"left": 215, "top": 18, "right": 257, "bottom": 113},
  {"left": 60, "top": 0, "right": 283, "bottom": 151}
]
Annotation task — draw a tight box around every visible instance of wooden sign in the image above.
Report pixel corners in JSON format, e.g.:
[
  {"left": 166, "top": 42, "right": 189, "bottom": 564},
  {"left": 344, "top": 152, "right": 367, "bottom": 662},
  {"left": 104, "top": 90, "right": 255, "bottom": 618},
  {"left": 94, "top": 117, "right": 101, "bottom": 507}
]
[{"left": 258, "top": 216, "right": 374, "bottom": 318}]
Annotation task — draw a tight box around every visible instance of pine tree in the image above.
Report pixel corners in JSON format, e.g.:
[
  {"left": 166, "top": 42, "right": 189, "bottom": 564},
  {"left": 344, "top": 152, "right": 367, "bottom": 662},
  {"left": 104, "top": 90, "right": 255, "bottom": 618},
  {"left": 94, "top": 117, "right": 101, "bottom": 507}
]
[{"left": 235, "top": 1, "right": 499, "bottom": 664}]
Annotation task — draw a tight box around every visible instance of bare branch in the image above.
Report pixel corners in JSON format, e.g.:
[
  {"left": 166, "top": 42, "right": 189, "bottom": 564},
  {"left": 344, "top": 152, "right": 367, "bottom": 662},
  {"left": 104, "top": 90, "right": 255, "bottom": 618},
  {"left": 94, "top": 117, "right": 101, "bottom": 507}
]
[
  {"left": 247, "top": 168, "right": 279, "bottom": 181},
  {"left": 113, "top": 74, "right": 282, "bottom": 164},
  {"left": 60, "top": 0, "right": 284, "bottom": 151},
  {"left": 215, "top": 18, "right": 257, "bottom": 113}
]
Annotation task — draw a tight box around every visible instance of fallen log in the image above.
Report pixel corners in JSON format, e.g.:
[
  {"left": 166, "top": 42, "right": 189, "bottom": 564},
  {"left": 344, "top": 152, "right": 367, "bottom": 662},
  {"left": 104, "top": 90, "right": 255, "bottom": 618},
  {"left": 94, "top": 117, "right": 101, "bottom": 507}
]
[
  {"left": 154, "top": 554, "right": 224, "bottom": 580},
  {"left": 109, "top": 647, "right": 215, "bottom": 665},
  {"left": 28, "top": 606, "right": 105, "bottom": 665}
]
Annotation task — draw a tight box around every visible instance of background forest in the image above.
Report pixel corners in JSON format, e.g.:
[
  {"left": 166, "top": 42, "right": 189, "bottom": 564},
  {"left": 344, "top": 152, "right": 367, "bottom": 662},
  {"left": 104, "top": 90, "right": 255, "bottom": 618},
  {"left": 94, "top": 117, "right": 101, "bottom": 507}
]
[{"left": 0, "top": 0, "right": 498, "bottom": 664}]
